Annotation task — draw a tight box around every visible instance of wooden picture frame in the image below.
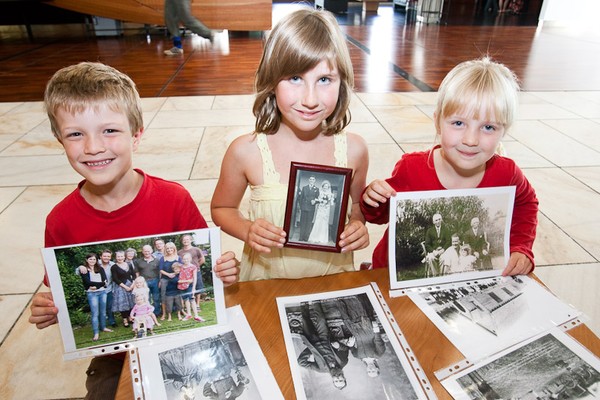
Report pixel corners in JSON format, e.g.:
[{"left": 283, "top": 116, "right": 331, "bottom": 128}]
[{"left": 283, "top": 162, "right": 352, "bottom": 253}]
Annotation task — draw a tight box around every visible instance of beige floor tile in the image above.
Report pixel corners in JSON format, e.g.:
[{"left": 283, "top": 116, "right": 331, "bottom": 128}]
[
  {"left": 535, "top": 263, "right": 600, "bottom": 337},
  {"left": 0, "top": 155, "right": 80, "bottom": 186},
  {"left": 2, "top": 89, "right": 599, "bottom": 400},
  {"left": 0, "top": 102, "right": 23, "bottom": 116},
  {"left": 388, "top": 121, "right": 437, "bottom": 143},
  {"left": 150, "top": 108, "right": 255, "bottom": 129},
  {"left": 564, "top": 166, "right": 600, "bottom": 193},
  {"left": 160, "top": 95, "right": 215, "bottom": 111},
  {"left": 529, "top": 91, "right": 600, "bottom": 119},
  {"left": 1, "top": 122, "right": 63, "bottom": 156},
  {"left": 0, "top": 297, "right": 89, "bottom": 400},
  {"left": 369, "top": 105, "right": 436, "bottom": 143},
  {"left": 533, "top": 213, "right": 596, "bottom": 266},
  {"left": 518, "top": 92, "right": 551, "bottom": 104},
  {"left": 517, "top": 103, "right": 581, "bottom": 120},
  {"left": 366, "top": 143, "right": 403, "bottom": 183},
  {"left": 0, "top": 110, "right": 47, "bottom": 136},
  {"left": 526, "top": 168, "right": 600, "bottom": 260},
  {"left": 510, "top": 120, "right": 600, "bottom": 167},
  {"left": 502, "top": 140, "right": 554, "bottom": 168},
  {"left": 212, "top": 94, "right": 255, "bottom": 110},
  {"left": 349, "top": 97, "right": 379, "bottom": 123},
  {"left": 180, "top": 179, "right": 219, "bottom": 222},
  {"left": 0, "top": 187, "right": 25, "bottom": 213},
  {"left": 356, "top": 92, "right": 434, "bottom": 106},
  {"left": 189, "top": 125, "right": 252, "bottom": 180},
  {"left": 0, "top": 294, "right": 30, "bottom": 343},
  {"left": 140, "top": 96, "right": 168, "bottom": 113},
  {"left": 348, "top": 122, "right": 396, "bottom": 144},
  {"left": 134, "top": 126, "right": 205, "bottom": 180},
  {"left": 542, "top": 118, "right": 600, "bottom": 150},
  {"left": 0, "top": 185, "right": 73, "bottom": 294}
]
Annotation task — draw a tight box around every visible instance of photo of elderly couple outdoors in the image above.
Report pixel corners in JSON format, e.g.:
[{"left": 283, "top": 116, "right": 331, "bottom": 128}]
[
  {"left": 50, "top": 231, "right": 218, "bottom": 349},
  {"left": 392, "top": 188, "right": 513, "bottom": 282}
]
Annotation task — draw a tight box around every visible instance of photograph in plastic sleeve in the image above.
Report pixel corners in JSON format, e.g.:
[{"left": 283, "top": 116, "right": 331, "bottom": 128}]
[
  {"left": 441, "top": 328, "right": 600, "bottom": 399},
  {"left": 406, "top": 275, "right": 581, "bottom": 361},
  {"left": 277, "top": 285, "right": 428, "bottom": 400},
  {"left": 389, "top": 186, "right": 515, "bottom": 290},
  {"left": 135, "top": 305, "right": 283, "bottom": 400},
  {"left": 42, "top": 227, "right": 226, "bottom": 358}
]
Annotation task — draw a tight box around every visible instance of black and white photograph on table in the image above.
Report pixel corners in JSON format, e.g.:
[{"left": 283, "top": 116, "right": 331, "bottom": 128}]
[
  {"left": 134, "top": 305, "right": 283, "bottom": 400},
  {"left": 277, "top": 285, "right": 429, "bottom": 400},
  {"left": 406, "top": 275, "right": 581, "bottom": 361},
  {"left": 283, "top": 162, "right": 352, "bottom": 253},
  {"left": 388, "top": 186, "right": 515, "bottom": 290},
  {"left": 440, "top": 328, "right": 600, "bottom": 399},
  {"left": 42, "top": 228, "right": 226, "bottom": 359}
]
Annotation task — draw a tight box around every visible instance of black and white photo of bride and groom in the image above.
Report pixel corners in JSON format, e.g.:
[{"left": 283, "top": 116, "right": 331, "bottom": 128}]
[{"left": 289, "top": 172, "right": 347, "bottom": 249}]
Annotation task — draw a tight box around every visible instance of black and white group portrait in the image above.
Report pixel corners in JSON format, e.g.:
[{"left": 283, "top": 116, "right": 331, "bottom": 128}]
[
  {"left": 284, "top": 163, "right": 351, "bottom": 252},
  {"left": 278, "top": 288, "right": 427, "bottom": 400},
  {"left": 389, "top": 187, "right": 515, "bottom": 287}
]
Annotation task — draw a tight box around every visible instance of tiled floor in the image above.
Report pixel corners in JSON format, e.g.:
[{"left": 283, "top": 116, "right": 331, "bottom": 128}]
[{"left": 0, "top": 88, "right": 598, "bottom": 398}]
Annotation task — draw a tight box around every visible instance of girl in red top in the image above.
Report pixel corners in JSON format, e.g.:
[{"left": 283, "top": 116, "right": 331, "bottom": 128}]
[{"left": 360, "top": 57, "right": 538, "bottom": 276}]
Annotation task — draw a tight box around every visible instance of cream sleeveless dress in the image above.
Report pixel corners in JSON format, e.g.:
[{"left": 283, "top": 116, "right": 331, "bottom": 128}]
[{"left": 239, "top": 132, "right": 355, "bottom": 281}]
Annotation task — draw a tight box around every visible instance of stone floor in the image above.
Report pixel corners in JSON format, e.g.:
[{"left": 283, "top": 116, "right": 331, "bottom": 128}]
[{"left": 0, "top": 89, "right": 599, "bottom": 398}]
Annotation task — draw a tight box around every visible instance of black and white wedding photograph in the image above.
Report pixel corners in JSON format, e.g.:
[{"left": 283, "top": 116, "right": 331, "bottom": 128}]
[
  {"left": 283, "top": 162, "right": 352, "bottom": 252},
  {"left": 277, "top": 286, "right": 428, "bottom": 400},
  {"left": 388, "top": 186, "right": 516, "bottom": 289}
]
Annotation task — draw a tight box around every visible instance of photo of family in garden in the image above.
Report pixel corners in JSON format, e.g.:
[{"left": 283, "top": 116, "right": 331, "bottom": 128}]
[
  {"left": 389, "top": 187, "right": 515, "bottom": 288},
  {"left": 42, "top": 229, "right": 224, "bottom": 353},
  {"left": 284, "top": 163, "right": 351, "bottom": 252},
  {"left": 278, "top": 287, "right": 427, "bottom": 400}
]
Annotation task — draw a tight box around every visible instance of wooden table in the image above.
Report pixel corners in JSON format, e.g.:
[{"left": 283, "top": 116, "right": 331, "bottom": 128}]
[{"left": 115, "top": 268, "right": 600, "bottom": 399}]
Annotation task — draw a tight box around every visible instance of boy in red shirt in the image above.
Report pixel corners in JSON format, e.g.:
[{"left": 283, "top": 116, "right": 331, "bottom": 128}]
[{"left": 28, "top": 62, "right": 239, "bottom": 399}]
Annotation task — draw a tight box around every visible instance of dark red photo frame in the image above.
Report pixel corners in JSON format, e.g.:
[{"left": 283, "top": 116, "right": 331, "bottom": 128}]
[{"left": 283, "top": 162, "right": 352, "bottom": 253}]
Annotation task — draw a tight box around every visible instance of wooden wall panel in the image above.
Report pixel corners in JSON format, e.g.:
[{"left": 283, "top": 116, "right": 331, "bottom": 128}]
[{"left": 47, "top": 0, "right": 272, "bottom": 31}]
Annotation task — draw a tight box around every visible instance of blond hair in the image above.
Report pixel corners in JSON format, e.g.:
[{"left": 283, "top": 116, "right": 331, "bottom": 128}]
[
  {"left": 44, "top": 62, "right": 143, "bottom": 138},
  {"left": 434, "top": 57, "right": 520, "bottom": 134},
  {"left": 253, "top": 7, "right": 354, "bottom": 136}
]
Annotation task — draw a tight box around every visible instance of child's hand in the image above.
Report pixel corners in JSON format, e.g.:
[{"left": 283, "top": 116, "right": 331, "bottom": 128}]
[
  {"left": 247, "top": 218, "right": 286, "bottom": 253},
  {"left": 214, "top": 251, "right": 240, "bottom": 286},
  {"left": 29, "top": 292, "right": 58, "bottom": 329},
  {"left": 502, "top": 252, "right": 533, "bottom": 276},
  {"left": 362, "top": 180, "right": 396, "bottom": 207},
  {"left": 339, "top": 219, "right": 369, "bottom": 252}
]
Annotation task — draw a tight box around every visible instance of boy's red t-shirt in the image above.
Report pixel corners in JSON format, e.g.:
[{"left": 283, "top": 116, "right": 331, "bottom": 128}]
[{"left": 44, "top": 169, "right": 207, "bottom": 282}]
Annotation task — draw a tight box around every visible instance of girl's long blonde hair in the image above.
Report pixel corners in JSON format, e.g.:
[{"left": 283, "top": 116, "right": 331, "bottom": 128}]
[{"left": 253, "top": 8, "right": 354, "bottom": 136}]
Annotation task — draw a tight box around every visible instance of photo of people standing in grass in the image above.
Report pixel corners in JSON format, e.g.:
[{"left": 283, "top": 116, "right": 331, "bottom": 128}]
[{"left": 42, "top": 228, "right": 225, "bottom": 357}]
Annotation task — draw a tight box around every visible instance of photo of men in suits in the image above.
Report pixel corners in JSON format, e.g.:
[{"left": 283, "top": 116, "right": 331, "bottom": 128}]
[{"left": 298, "top": 176, "right": 320, "bottom": 242}]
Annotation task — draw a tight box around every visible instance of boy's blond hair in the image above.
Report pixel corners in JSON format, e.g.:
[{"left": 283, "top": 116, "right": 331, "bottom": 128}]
[
  {"left": 253, "top": 7, "right": 354, "bottom": 136},
  {"left": 44, "top": 62, "right": 143, "bottom": 138},
  {"left": 434, "top": 57, "right": 520, "bottom": 133}
]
